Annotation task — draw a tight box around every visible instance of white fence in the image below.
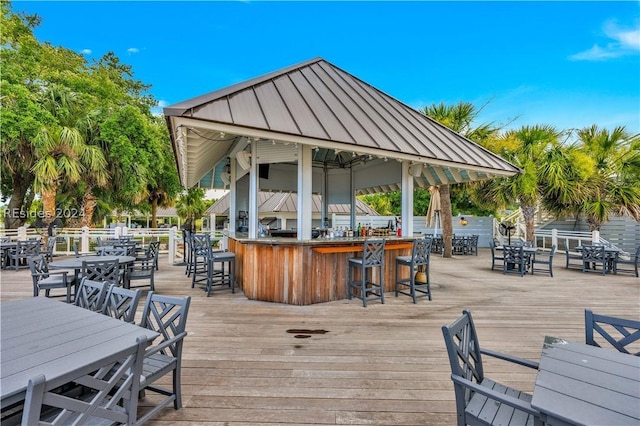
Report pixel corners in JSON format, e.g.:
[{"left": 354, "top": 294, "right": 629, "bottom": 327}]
[
  {"left": 1, "top": 226, "right": 226, "bottom": 266},
  {"left": 2, "top": 218, "right": 634, "bottom": 263}
]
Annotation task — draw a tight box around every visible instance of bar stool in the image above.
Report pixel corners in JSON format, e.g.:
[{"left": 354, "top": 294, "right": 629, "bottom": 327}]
[
  {"left": 395, "top": 238, "right": 432, "bottom": 303},
  {"left": 205, "top": 251, "right": 236, "bottom": 296},
  {"left": 190, "top": 234, "right": 212, "bottom": 288},
  {"left": 348, "top": 239, "right": 386, "bottom": 307}
]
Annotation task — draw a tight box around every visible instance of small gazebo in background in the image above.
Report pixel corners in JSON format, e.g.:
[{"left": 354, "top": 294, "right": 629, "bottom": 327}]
[
  {"left": 104, "top": 207, "right": 181, "bottom": 229},
  {"left": 206, "top": 191, "right": 378, "bottom": 231}
]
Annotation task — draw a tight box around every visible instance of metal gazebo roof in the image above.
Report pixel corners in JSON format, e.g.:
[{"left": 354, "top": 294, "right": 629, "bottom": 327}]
[{"left": 164, "top": 57, "right": 520, "bottom": 191}]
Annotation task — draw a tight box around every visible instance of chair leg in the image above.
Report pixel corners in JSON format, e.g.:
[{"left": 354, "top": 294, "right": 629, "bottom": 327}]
[
  {"left": 348, "top": 264, "right": 353, "bottom": 300},
  {"left": 410, "top": 273, "right": 417, "bottom": 304},
  {"left": 379, "top": 265, "right": 384, "bottom": 304},
  {"left": 394, "top": 262, "right": 400, "bottom": 297},
  {"left": 361, "top": 266, "right": 367, "bottom": 307},
  {"left": 173, "top": 369, "right": 181, "bottom": 410}
]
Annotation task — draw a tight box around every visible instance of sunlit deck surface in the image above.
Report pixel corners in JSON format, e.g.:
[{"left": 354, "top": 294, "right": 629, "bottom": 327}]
[{"left": 1, "top": 248, "right": 638, "bottom": 425}]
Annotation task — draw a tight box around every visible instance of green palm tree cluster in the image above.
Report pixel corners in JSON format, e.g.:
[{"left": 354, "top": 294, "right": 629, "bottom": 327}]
[
  {"left": 175, "top": 188, "right": 207, "bottom": 232},
  {"left": 541, "top": 125, "right": 640, "bottom": 231}
]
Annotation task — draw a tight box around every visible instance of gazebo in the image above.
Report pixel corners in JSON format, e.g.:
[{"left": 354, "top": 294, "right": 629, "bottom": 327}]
[
  {"left": 164, "top": 57, "right": 520, "bottom": 304},
  {"left": 164, "top": 57, "right": 519, "bottom": 239}
]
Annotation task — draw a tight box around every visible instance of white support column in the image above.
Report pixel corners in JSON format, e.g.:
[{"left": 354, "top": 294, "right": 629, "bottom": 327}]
[
  {"left": 248, "top": 140, "right": 258, "bottom": 239},
  {"left": 350, "top": 167, "right": 356, "bottom": 231},
  {"left": 322, "top": 164, "right": 329, "bottom": 229},
  {"left": 551, "top": 228, "right": 558, "bottom": 249},
  {"left": 229, "top": 160, "right": 237, "bottom": 234},
  {"left": 592, "top": 230, "right": 600, "bottom": 243},
  {"left": 297, "top": 144, "right": 313, "bottom": 240},
  {"left": 400, "top": 161, "right": 414, "bottom": 236}
]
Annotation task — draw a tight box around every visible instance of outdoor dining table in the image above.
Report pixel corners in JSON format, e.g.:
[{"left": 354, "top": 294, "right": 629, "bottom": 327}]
[
  {"left": 531, "top": 336, "right": 640, "bottom": 425},
  {"left": 49, "top": 255, "right": 136, "bottom": 282},
  {"left": 0, "top": 297, "right": 158, "bottom": 409},
  {"left": 575, "top": 245, "right": 622, "bottom": 274},
  {"left": 496, "top": 245, "right": 537, "bottom": 272}
]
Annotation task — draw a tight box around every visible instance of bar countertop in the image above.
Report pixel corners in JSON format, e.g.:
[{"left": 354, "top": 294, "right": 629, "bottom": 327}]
[{"left": 229, "top": 234, "right": 416, "bottom": 246}]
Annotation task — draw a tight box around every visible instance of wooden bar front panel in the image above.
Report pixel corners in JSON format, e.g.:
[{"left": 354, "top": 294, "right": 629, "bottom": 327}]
[{"left": 229, "top": 239, "right": 412, "bottom": 305}]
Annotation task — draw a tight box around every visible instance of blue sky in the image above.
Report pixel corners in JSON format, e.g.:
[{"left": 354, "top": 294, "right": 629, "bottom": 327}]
[{"left": 15, "top": 1, "right": 640, "bottom": 135}]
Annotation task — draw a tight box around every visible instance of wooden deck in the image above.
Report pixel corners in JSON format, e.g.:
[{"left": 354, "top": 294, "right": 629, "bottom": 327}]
[{"left": 1, "top": 249, "right": 638, "bottom": 425}]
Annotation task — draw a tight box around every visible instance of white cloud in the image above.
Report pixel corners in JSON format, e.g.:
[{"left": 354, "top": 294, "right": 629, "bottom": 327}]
[
  {"left": 127, "top": 47, "right": 139, "bottom": 54},
  {"left": 604, "top": 20, "right": 640, "bottom": 50},
  {"left": 80, "top": 49, "right": 92, "bottom": 55},
  {"left": 157, "top": 100, "right": 168, "bottom": 108},
  {"left": 570, "top": 20, "right": 640, "bottom": 61}
]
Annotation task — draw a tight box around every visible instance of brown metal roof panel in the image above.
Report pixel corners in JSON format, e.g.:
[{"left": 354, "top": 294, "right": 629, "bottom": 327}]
[
  {"left": 423, "top": 119, "right": 512, "bottom": 170},
  {"left": 192, "top": 98, "right": 233, "bottom": 123},
  {"left": 164, "top": 57, "right": 324, "bottom": 117},
  {"left": 272, "top": 76, "right": 331, "bottom": 140},
  {"left": 228, "top": 90, "right": 268, "bottom": 129},
  {"left": 316, "top": 62, "right": 409, "bottom": 153},
  {"left": 370, "top": 90, "right": 456, "bottom": 161},
  {"left": 253, "top": 82, "right": 301, "bottom": 134},
  {"left": 300, "top": 67, "right": 377, "bottom": 147},
  {"left": 339, "top": 75, "right": 439, "bottom": 157},
  {"left": 288, "top": 71, "right": 355, "bottom": 143}
]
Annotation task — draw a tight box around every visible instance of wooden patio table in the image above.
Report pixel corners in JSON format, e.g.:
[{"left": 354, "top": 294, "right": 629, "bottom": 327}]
[
  {"left": 531, "top": 336, "right": 640, "bottom": 425},
  {"left": 0, "top": 297, "right": 158, "bottom": 409}
]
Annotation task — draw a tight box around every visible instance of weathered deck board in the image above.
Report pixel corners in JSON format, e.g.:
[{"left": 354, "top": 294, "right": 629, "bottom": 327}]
[{"left": 1, "top": 248, "right": 638, "bottom": 425}]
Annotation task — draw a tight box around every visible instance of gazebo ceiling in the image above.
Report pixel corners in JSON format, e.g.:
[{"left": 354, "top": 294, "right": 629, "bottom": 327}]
[{"left": 165, "top": 57, "right": 520, "bottom": 190}]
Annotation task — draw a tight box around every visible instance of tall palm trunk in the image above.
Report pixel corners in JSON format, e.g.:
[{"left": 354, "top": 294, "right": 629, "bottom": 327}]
[
  {"left": 440, "top": 185, "right": 453, "bottom": 258},
  {"left": 151, "top": 196, "right": 159, "bottom": 228},
  {"left": 41, "top": 186, "right": 58, "bottom": 227},
  {"left": 521, "top": 205, "right": 536, "bottom": 243},
  {"left": 81, "top": 190, "right": 98, "bottom": 227}
]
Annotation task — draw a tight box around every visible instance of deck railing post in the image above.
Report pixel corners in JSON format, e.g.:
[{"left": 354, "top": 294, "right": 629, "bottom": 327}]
[
  {"left": 551, "top": 228, "right": 558, "bottom": 249},
  {"left": 592, "top": 230, "right": 600, "bottom": 244},
  {"left": 169, "top": 226, "right": 177, "bottom": 265},
  {"left": 81, "top": 226, "right": 90, "bottom": 253},
  {"left": 17, "top": 226, "right": 27, "bottom": 241}
]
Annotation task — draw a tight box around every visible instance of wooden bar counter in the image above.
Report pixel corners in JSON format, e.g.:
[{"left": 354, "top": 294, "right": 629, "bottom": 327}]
[{"left": 228, "top": 235, "right": 414, "bottom": 305}]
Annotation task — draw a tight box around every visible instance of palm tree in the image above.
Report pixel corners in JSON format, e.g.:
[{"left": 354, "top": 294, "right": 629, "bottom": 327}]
[
  {"left": 472, "top": 125, "right": 562, "bottom": 243},
  {"left": 421, "top": 102, "right": 500, "bottom": 256},
  {"left": 574, "top": 125, "right": 640, "bottom": 231},
  {"left": 175, "top": 187, "right": 207, "bottom": 232},
  {"left": 32, "top": 85, "right": 109, "bottom": 227},
  {"left": 31, "top": 125, "right": 84, "bottom": 225}
]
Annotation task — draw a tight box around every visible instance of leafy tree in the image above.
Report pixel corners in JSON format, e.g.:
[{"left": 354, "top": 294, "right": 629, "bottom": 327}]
[
  {"left": 0, "top": 3, "right": 48, "bottom": 228},
  {"left": 2, "top": 1, "right": 173, "bottom": 228},
  {"left": 359, "top": 193, "right": 394, "bottom": 215},
  {"left": 141, "top": 117, "right": 181, "bottom": 228}
]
